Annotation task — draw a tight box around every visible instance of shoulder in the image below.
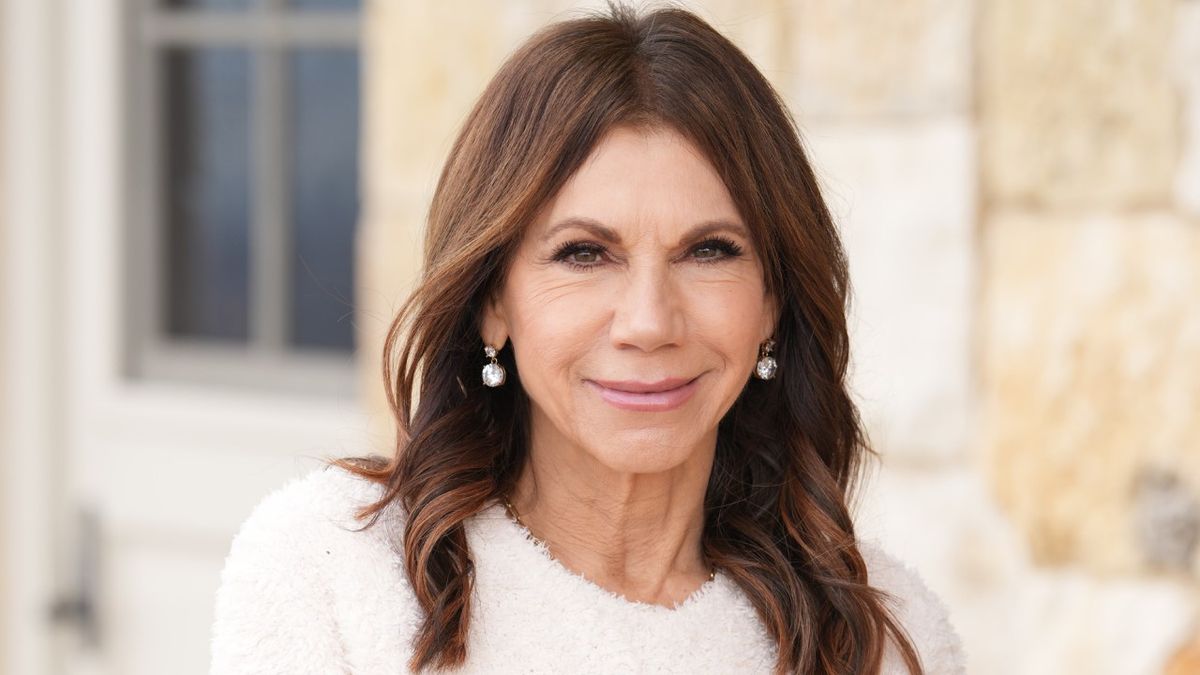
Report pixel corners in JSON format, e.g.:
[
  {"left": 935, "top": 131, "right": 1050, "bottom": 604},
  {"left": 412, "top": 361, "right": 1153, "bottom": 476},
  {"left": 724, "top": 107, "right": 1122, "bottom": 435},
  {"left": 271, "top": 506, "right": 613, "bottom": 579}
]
[
  {"left": 858, "top": 538, "right": 968, "bottom": 675},
  {"left": 218, "top": 462, "right": 399, "bottom": 575},
  {"left": 240, "top": 462, "right": 389, "bottom": 529},
  {"left": 211, "top": 462, "right": 402, "bottom": 672},
  {"left": 216, "top": 461, "right": 388, "bottom": 579}
]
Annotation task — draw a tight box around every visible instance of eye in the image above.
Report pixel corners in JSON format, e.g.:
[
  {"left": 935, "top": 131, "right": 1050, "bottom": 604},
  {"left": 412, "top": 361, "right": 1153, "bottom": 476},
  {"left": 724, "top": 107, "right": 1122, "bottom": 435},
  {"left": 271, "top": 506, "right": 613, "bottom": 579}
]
[
  {"left": 551, "top": 239, "right": 607, "bottom": 271},
  {"left": 691, "top": 236, "right": 744, "bottom": 263}
]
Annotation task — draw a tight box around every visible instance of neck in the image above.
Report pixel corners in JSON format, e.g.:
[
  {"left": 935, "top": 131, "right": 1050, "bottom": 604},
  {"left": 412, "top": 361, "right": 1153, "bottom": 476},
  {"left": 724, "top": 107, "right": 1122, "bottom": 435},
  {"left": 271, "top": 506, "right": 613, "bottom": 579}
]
[{"left": 505, "top": 422, "right": 716, "bottom": 608}]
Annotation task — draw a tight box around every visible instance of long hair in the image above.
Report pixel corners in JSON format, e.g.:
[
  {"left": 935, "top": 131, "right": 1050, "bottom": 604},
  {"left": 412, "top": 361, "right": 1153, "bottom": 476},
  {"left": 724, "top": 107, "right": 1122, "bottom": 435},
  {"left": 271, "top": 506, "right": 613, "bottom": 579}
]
[{"left": 332, "top": 3, "right": 925, "bottom": 673}]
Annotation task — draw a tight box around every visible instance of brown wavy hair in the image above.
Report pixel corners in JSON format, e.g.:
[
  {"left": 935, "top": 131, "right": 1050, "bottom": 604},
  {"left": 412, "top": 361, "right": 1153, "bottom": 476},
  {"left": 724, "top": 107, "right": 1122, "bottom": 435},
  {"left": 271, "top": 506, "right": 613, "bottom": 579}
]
[{"left": 332, "top": 2, "right": 924, "bottom": 673}]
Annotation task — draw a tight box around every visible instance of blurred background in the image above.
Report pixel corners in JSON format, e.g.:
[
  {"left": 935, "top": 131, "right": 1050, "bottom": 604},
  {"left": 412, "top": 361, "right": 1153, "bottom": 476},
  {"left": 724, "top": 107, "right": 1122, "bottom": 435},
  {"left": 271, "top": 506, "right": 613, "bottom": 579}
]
[{"left": 1, "top": 0, "right": 1198, "bottom": 673}]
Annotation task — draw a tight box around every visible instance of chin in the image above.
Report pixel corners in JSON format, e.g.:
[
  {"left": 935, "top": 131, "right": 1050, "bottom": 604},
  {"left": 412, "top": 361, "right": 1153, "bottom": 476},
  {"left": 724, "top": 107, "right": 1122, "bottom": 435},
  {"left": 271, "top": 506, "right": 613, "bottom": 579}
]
[{"left": 583, "top": 431, "right": 700, "bottom": 474}]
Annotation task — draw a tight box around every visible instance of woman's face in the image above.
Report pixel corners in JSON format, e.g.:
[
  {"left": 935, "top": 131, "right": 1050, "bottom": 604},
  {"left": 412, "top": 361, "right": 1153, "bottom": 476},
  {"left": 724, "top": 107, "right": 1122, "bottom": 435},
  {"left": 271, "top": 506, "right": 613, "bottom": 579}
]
[{"left": 482, "top": 124, "right": 779, "bottom": 474}]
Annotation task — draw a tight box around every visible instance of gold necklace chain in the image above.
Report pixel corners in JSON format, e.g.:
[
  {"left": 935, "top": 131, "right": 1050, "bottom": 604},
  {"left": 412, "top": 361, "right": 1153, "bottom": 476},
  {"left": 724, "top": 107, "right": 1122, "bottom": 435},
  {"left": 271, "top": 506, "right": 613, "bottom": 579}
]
[{"left": 502, "top": 497, "right": 717, "bottom": 582}]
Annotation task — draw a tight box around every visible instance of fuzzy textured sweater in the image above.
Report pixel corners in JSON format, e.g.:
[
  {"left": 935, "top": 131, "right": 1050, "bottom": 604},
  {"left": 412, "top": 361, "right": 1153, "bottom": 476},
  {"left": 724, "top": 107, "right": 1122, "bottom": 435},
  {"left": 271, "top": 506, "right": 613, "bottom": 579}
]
[{"left": 210, "top": 465, "right": 967, "bottom": 674}]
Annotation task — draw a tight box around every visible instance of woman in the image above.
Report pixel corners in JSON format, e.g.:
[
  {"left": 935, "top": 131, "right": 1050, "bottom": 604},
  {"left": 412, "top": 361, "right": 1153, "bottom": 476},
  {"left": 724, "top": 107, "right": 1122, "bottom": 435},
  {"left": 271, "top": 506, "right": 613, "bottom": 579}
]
[{"left": 211, "top": 3, "right": 966, "bottom": 674}]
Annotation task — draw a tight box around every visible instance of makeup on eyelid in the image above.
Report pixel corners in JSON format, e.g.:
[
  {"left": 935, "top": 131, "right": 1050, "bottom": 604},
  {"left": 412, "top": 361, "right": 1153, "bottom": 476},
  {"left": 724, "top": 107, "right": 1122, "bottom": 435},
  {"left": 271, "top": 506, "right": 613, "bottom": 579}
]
[{"left": 548, "top": 236, "right": 745, "bottom": 271}]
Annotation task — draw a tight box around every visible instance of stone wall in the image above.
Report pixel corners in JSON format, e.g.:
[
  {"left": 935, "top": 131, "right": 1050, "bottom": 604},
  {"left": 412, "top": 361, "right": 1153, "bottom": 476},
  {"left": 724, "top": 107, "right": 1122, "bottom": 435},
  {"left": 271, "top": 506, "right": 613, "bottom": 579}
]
[
  {"left": 976, "top": 1, "right": 1200, "bottom": 669},
  {"left": 980, "top": 0, "right": 1200, "bottom": 576},
  {"left": 359, "top": 1, "right": 1200, "bottom": 672}
]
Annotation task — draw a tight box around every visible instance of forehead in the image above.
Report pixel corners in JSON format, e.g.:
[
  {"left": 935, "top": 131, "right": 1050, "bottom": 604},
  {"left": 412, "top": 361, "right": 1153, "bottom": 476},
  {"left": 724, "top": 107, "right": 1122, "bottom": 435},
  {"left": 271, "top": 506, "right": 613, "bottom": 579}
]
[{"left": 530, "top": 125, "right": 743, "bottom": 239}]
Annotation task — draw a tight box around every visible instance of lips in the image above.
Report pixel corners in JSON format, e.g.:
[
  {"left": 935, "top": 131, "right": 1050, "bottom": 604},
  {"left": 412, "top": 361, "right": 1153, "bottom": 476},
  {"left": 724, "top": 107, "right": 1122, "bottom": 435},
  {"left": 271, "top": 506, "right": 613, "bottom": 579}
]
[
  {"left": 585, "top": 375, "right": 701, "bottom": 412},
  {"left": 587, "top": 376, "right": 695, "bottom": 393}
]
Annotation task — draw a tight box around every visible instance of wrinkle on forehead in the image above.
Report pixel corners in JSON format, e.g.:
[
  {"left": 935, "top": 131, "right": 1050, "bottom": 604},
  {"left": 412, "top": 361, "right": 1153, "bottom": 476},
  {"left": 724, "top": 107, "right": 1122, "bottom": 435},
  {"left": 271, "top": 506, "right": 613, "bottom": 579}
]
[{"left": 527, "top": 125, "right": 744, "bottom": 248}]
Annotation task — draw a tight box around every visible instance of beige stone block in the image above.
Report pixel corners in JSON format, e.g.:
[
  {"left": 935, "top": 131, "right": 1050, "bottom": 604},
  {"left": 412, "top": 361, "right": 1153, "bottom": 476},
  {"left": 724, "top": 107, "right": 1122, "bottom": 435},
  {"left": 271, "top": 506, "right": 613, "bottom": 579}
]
[
  {"left": 979, "top": 0, "right": 1178, "bottom": 210},
  {"left": 855, "top": 463, "right": 1197, "bottom": 675},
  {"left": 982, "top": 212, "right": 1200, "bottom": 573},
  {"left": 1174, "top": 2, "right": 1200, "bottom": 107},
  {"left": 1178, "top": 101, "right": 1200, "bottom": 219},
  {"left": 356, "top": 202, "right": 425, "bottom": 449},
  {"left": 1173, "top": 1, "right": 1200, "bottom": 218},
  {"left": 1005, "top": 572, "right": 1194, "bottom": 675},
  {"left": 804, "top": 118, "right": 976, "bottom": 463},
  {"left": 785, "top": 0, "right": 974, "bottom": 120},
  {"left": 364, "top": 0, "right": 555, "bottom": 197}
]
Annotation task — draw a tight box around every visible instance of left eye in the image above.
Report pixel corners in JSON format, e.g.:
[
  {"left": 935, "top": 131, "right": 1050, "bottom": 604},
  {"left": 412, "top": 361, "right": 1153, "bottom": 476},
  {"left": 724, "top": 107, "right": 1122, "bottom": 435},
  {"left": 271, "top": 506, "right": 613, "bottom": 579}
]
[{"left": 690, "top": 237, "right": 744, "bottom": 261}]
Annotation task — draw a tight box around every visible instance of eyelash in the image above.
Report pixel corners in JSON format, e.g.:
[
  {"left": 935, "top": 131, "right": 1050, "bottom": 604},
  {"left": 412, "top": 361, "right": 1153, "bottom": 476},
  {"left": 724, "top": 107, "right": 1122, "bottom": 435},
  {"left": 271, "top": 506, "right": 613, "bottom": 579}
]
[{"left": 550, "top": 236, "right": 745, "bottom": 272}]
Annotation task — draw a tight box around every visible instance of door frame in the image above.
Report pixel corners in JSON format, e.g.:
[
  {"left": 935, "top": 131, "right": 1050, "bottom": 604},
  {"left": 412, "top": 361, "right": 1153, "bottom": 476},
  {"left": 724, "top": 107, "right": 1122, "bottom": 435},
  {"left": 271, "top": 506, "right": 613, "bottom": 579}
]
[
  {"left": 1, "top": 0, "right": 68, "bottom": 672},
  {"left": 2, "top": 1, "right": 374, "bottom": 673}
]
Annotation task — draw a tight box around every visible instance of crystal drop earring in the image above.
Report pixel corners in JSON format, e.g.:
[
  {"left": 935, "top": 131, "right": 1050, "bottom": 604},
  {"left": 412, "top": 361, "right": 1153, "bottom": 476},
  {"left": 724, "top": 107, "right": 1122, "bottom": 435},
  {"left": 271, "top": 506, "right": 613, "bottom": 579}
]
[
  {"left": 481, "top": 344, "right": 506, "bottom": 387},
  {"left": 754, "top": 338, "right": 777, "bottom": 380}
]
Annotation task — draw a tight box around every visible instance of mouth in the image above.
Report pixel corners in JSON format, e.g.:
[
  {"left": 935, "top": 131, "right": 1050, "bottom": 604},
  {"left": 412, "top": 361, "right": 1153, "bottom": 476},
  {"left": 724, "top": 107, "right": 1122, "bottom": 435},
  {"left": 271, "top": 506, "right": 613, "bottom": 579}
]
[{"left": 584, "top": 374, "right": 702, "bottom": 412}]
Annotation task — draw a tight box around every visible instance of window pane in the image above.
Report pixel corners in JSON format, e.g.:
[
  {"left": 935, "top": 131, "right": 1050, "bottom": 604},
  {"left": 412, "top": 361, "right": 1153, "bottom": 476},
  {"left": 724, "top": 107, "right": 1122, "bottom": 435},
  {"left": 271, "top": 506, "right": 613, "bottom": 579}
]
[
  {"left": 288, "top": 49, "right": 359, "bottom": 351},
  {"left": 288, "top": 0, "right": 361, "bottom": 10},
  {"left": 162, "top": 48, "right": 252, "bottom": 342},
  {"left": 162, "top": 0, "right": 255, "bottom": 9}
]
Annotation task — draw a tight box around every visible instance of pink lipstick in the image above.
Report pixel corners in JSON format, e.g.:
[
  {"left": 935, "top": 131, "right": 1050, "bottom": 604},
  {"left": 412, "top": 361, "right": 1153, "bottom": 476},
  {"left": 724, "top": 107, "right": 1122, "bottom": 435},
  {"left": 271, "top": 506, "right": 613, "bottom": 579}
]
[{"left": 585, "top": 375, "right": 701, "bottom": 412}]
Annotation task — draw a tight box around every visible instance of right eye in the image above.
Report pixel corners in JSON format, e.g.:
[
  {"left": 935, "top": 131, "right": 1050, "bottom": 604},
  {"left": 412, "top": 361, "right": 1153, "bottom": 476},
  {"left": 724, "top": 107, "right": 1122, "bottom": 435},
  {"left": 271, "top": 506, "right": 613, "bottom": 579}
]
[{"left": 552, "top": 240, "right": 607, "bottom": 271}]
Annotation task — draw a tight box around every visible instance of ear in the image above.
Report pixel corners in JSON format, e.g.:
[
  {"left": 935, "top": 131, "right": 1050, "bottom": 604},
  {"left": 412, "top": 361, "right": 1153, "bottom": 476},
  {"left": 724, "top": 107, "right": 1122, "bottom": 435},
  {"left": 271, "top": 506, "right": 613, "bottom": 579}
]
[{"left": 479, "top": 289, "right": 510, "bottom": 350}]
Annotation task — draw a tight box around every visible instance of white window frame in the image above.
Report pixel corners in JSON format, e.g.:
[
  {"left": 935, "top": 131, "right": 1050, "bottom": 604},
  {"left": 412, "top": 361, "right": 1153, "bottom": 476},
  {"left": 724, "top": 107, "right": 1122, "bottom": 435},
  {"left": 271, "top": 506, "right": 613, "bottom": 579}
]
[{"left": 127, "top": 0, "right": 362, "bottom": 397}]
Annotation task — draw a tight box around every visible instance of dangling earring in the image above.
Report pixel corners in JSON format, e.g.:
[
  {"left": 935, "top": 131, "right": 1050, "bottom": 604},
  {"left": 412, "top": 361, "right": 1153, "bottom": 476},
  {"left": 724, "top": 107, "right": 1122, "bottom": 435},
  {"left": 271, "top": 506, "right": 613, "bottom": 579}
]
[
  {"left": 754, "top": 338, "right": 777, "bottom": 380},
  {"left": 481, "top": 344, "right": 506, "bottom": 387}
]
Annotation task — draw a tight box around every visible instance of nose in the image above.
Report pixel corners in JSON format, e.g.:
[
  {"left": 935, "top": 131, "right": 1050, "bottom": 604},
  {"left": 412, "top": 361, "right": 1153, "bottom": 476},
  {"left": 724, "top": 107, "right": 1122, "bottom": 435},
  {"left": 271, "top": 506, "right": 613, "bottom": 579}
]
[{"left": 608, "top": 263, "right": 685, "bottom": 352}]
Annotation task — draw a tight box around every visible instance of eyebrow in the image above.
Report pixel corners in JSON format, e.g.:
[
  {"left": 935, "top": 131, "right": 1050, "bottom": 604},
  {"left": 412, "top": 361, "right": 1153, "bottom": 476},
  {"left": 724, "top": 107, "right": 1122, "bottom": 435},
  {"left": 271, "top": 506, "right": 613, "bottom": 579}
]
[{"left": 539, "top": 216, "right": 750, "bottom": 246}]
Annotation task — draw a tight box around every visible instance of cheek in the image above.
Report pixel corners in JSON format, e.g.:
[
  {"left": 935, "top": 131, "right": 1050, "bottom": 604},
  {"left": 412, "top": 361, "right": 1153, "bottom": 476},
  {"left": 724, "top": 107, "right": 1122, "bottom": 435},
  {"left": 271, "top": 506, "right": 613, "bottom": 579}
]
[
  {"left": 506, "top": 280, "right": 608, "bottom": 380},
  {"left": 682, "top": 278, "right": 768, "bottom": 360}
]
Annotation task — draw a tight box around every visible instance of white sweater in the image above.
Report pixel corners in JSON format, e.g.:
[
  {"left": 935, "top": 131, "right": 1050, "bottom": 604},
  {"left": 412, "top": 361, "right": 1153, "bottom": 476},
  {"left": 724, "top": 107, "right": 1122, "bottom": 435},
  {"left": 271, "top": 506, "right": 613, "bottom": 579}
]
[{"left": 210, "top": 464, "right": 967, "bottom": 674}]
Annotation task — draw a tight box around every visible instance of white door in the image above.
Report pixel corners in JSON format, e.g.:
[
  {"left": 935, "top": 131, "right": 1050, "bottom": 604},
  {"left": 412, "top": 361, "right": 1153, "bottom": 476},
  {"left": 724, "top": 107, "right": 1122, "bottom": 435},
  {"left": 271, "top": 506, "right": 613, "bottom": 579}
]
[{"left": 2, "top": 1, "right": 375, "bottom": 674}]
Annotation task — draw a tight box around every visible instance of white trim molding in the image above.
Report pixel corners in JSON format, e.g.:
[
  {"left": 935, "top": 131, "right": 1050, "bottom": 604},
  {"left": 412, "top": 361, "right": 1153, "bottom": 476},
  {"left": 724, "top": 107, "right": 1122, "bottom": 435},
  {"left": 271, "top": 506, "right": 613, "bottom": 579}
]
[{"left": 1, "top": 0, "right": 68, "bottom": 672}]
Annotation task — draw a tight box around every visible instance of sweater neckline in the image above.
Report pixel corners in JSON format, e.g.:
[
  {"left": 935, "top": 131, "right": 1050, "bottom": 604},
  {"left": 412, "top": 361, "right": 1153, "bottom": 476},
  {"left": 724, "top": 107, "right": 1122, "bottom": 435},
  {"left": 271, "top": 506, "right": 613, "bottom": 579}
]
[{"left": 471, "top": 499, "right": 726, "bottom": 616}]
